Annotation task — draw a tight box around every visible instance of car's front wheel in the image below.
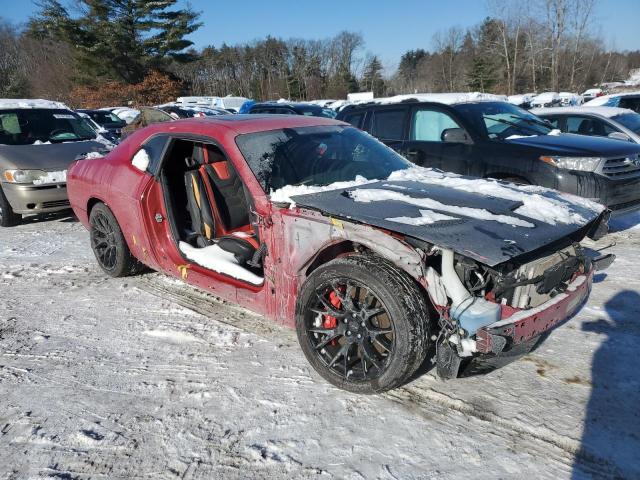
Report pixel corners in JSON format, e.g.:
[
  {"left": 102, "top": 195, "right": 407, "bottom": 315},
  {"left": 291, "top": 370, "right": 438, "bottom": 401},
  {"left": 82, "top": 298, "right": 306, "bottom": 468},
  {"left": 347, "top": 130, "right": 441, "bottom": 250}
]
[
  {"left": 296, "top": 254, "right": 432, "bottom": 393},
  {"left": 89, "top": 202, "right": 144, "bottom": 277},
  {"left": 0, "top": 184, "right": 21, "bottom": 227}
]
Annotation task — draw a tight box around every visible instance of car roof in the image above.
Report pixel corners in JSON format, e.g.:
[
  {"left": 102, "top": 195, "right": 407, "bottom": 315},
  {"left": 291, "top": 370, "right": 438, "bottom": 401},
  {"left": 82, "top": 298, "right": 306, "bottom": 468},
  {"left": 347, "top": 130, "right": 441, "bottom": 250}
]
[
  {"left": 532, "top": 106, "right": 636, "bottom": 118},
  {"left": 251, "top": 102, "right": 323, "bottom": 109},
  {"left": 146, "top": 114, "right": 346, "bottom": 136}
]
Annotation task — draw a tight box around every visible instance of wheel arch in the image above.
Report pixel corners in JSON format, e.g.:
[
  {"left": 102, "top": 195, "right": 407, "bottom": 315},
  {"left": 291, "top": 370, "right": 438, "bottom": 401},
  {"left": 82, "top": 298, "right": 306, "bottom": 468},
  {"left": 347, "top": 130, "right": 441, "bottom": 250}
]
[{"left": 484, "top": 172, "right": 531, "bottom": 184}]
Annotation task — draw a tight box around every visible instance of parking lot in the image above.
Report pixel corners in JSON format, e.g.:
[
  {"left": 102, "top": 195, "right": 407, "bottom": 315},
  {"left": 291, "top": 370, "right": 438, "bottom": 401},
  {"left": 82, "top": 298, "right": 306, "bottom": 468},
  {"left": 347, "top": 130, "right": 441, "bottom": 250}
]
[{"left": 0, "top": 211, "right": 638, "bottom": 479}]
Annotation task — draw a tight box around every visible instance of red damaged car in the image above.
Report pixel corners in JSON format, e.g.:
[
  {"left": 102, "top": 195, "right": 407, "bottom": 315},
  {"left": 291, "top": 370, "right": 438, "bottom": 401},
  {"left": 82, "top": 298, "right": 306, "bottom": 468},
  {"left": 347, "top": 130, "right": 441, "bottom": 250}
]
[{"left": 67, "top": 115, "right": 613, "bottom": 393}]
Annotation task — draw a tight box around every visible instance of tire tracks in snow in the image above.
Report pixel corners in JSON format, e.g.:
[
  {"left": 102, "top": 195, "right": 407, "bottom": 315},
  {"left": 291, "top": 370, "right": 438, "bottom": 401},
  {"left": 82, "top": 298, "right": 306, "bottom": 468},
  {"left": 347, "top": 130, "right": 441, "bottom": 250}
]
[{"left": 134, "top": 272, "right": 622, "bottom": 479}]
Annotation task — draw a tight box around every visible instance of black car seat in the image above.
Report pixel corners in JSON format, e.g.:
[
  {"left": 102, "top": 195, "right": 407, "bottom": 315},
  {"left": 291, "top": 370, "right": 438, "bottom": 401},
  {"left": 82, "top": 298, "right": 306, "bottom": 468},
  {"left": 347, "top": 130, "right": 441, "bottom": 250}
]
[
  {"left": 184, "top": 145, "right": 216, "bottom": 247},
  {"left": 202, "top": 149, "right": 250, "bottom": 232}
]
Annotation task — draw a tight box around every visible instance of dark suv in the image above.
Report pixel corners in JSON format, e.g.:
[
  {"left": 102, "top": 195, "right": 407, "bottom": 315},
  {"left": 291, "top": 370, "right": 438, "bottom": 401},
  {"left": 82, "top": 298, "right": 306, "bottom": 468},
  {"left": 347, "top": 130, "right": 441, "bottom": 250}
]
[{"left": 337, "top": 100, "right": 640, "bottom": 214}]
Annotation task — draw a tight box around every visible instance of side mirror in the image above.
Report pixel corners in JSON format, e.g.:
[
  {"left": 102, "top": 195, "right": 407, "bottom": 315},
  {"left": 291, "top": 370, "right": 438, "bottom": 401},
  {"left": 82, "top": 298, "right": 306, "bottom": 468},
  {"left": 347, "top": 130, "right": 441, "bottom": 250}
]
[
  {"left": 131, "top": 147, "right": 151, "bottom": 172},
  {"left": 442, "top": 128, "right": 473, "bottom": 145},
  {"left": 608, "top": 131, "right": 631, "bottom": 142}
]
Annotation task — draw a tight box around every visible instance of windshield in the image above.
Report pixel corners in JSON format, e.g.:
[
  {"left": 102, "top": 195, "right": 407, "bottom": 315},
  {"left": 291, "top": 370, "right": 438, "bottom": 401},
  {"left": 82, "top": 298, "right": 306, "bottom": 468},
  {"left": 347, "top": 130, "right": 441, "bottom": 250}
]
[
  {"left": 88, "top": 111, "right": 123, "bottom": 124},
  {"left": 236, "top": 125, "right": 411, "bottom": 193},
  {"left": 612, "top": 113, "right": 640, "bottom": 135},
  {"left": 298, "top": 106, "right": 337, "bottom": 119},
  {"left": 452, "top": 102, "right": 552, "bottom": 140},
  {"left": 0, "top": 109, "right": 97, "bottom": 145}
]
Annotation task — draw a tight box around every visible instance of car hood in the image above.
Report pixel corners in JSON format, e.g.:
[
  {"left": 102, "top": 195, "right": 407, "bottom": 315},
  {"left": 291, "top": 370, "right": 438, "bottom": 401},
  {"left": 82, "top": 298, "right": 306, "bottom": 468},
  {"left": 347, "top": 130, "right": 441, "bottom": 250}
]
[
  {"left": 0, "top": 140, "right": 105, "bottom": 171},
  {"left": 505, "top": 133, "right": 640, "bottom": 157},
  {"left": 288, "top": 169, "right": 606, "bottom": 267}
]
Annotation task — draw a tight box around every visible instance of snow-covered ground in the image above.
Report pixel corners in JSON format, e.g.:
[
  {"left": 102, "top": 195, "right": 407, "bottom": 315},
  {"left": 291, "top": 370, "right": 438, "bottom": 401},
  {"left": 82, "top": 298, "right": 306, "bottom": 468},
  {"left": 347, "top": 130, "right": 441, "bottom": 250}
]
[{"left": 0, "top": 211, "right": 639, "bottom": 479}]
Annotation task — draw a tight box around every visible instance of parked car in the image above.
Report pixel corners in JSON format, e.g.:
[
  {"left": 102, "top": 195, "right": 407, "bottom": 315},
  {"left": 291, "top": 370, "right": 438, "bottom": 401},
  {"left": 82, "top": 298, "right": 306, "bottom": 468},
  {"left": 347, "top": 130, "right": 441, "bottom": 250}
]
[
  {"left": 530, "top": 92, "right": 561, "bottom": 108},
  {"left": 67, "top": 115, "right": 612, "bottom": 392},
  {"left": 533, "top": 106, "right": 640, "bottom": 144},
  {"left": 77, "top": 108, "right": 126, "bottom": 140},
  {"left": 176, "top": 96, "right": 249, "bottom": 113},
  {"left": 248, "top": 101, "right": 336, "bottom": 118},
  {"left": 582, "top": 88, "right": 604, "bottom": 102},
  {"left": 584, "top": 91, "right": 640, "bottom": 113},
  {"left": 336, "top": 99, "right": 640, "bottom": 214},
  {"left": 120, "top": 107, "right": 174, "bottom": 138},
  {"left": 0, "top": 99, "right": 107, "bottom": 226},
  {"left": 159, "top": 104, "right": 229, "bottom": 119}
]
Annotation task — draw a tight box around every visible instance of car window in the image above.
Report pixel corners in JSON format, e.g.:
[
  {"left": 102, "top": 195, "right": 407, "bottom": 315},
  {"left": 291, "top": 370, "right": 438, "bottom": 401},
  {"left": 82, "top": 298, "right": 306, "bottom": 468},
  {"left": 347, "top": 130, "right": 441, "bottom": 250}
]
[
  {"left": 343, "top": 113, "right": 365, "bottom": 129},
  {"left": 612, "top": 113, "right": 640, "bottom": 134},
  {"left": 0, "top": 108, "right": 97, "bottom": 145},
  {"left": 565, "top": 116, "right": 616, "bottom": 137},
  {"left": 543, "top": 116, "right": 561, "bottom": 129},
  {"left": 411, "top": 109, "right": 463, "bottom": 142},
  {"left": 619, "top": 98, "right": 640, "bottom": 113},
  {"left": 142, "top": 135, "right": 170, "bottom": 174},
  {"left": 371, "top": 109, "right": 406, "bottom": 141},
  {"left": 236, "top": 125, "right": 410, "bottom": 192}
]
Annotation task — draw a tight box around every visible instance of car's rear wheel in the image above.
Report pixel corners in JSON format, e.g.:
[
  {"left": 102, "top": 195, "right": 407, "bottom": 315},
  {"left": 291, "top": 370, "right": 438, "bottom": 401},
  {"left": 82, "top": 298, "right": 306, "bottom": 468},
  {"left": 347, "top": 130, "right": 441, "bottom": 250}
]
[
  {"left": 0, "top": 185, "right": 21, "bottom": 227},
  {"left": 296, "top": 254, "right": 431, "bottom": 393},
  {"left": 89, "top": 202, "right": 144, "bottom": 277}
]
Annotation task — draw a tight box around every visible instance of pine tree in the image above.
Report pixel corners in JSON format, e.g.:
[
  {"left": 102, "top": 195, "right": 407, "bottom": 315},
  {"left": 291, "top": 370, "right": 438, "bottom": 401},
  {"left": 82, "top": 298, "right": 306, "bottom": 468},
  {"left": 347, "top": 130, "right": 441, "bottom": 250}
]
[
  {"left": 466, "top": 57, "right": 497, "bottom": 92},
  {"left": 362, "top": 56, "right": 385, "bottom": 96},
  {"left": 29, "top": 0, "right": 201, "bottom": 84}
]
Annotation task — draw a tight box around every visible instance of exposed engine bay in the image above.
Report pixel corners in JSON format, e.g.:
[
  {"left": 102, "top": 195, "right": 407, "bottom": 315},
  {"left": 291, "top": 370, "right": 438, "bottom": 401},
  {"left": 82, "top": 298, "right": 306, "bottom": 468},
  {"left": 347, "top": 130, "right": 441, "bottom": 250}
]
[{"left": 423, "top": 238, "right": 614, "bottom": 380}]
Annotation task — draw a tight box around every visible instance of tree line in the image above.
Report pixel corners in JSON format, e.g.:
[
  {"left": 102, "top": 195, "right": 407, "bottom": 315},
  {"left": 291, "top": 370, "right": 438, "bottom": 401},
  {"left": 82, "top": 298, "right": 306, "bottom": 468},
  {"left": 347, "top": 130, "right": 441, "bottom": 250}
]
[{"left": 0, "top": 0, "right": 638, "bottom": 107}]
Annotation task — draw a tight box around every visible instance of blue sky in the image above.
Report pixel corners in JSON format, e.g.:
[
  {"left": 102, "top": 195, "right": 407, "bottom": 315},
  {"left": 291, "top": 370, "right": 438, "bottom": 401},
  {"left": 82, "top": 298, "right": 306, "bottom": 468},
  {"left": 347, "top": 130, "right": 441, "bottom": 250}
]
[{"left": 2, "top": 0, "right": 638, "bottom": 71}]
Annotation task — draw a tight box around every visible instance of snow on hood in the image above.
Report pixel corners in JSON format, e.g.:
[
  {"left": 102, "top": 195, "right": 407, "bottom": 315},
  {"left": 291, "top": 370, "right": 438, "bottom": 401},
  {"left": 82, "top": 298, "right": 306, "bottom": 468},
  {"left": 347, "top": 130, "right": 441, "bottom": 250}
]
[
  {"left": 0, "top": 98, "right": 68, "bottom": 110},
  {"left": 386, "top": 167, "right": 603, "bottom": 225}
]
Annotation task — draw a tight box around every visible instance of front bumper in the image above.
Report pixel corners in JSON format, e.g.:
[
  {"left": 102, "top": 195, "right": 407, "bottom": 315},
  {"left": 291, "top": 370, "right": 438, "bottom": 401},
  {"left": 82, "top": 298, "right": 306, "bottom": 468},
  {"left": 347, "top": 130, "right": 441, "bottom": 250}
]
[
  {"left": 555, "top": 171, "right": 640, "bottom": 215},
  {"left": 475, "top": 271, "right": 593, "bottom": 354},
  {"left": 1, "top": 181, "right": 70, "bottom": 214}
]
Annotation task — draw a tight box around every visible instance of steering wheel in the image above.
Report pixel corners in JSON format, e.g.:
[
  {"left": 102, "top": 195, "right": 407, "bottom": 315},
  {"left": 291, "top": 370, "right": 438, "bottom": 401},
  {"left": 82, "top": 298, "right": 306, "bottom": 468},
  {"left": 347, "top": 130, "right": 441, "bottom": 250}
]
[{"left": 50, "top": 129, "right": 73, "bottom": 138}]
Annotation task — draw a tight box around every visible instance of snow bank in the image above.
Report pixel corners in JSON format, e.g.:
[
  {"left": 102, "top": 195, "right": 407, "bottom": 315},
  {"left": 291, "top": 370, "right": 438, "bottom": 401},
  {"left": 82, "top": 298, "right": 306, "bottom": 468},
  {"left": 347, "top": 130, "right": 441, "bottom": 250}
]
[
  {"left": 270, "top": 175, "right": 375, "bottom": 205},
  {"left": 387, "top": 167, "right": 604, "bottom": 225},
  {"left": 179, "top": 242, "right": 263, "bottom": 285},
  {"left": 386, "top": 209, "right": 458, "bottom": 226},
  {"left": 351, "top": 188, "right": 535, "bottom": 228},
  {"left": 0, "top": 99, "right": 68, "bottom": 110},
  {"left": 33, "top": 170, "right": 67, "bottom": 185}
]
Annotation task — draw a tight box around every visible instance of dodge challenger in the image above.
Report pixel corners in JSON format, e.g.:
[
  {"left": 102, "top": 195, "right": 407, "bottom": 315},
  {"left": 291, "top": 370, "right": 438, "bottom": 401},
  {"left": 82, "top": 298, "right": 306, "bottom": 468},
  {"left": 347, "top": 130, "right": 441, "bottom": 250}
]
[{"left": 67, "top": 115, "right": 613, "bottom": 393}]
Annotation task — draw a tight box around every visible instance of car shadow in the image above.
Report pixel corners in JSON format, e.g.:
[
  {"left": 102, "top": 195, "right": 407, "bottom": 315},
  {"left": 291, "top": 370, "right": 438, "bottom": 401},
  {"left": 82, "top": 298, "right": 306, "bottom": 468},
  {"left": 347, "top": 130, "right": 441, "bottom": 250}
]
[
  {"left": 572, "top": 290, "right": 640, "bottom": 478},
  {"left": 20, "top": 210, "right": 78, "bottom": 225},
  {"left": 608, "top": 210, "right": 640, "bottom": 233}
]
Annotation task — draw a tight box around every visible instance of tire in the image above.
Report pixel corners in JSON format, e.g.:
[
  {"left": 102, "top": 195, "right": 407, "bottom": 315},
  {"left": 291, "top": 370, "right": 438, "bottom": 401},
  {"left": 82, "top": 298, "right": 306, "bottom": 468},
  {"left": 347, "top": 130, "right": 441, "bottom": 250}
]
[
  {"left": 0, "top": 184, "right": 21, "bottom": 227},
  {"left": 296, "top": 254, "right": 432, "bottom": 394},
  {"left": 89, "top": 202, "right": 144, "bottom": 277}
]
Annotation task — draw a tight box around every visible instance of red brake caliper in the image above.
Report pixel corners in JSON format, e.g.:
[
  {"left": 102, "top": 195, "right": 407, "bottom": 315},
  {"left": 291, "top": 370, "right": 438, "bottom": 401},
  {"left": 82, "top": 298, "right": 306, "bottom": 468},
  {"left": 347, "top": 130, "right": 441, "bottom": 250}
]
[{"left": 323, "top": 290, "right": 342, "bottom": 345}]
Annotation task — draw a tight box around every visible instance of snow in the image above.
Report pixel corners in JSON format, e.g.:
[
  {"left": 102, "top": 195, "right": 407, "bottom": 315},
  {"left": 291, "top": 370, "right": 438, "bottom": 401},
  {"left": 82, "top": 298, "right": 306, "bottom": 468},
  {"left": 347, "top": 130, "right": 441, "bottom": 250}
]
[
  {"left": 179, "top": 241, "right": 264, "bottom": 286},
  {"left": 0, "top": 98, "right": 68, "bottom": 110},
  {"left": 355, "top": 92, "right": 507, "bottom": 106},
  {"left": 32, "top": 170, "right": 67, "bottom": 185},
  {"left": 269, "top": 175, "right": 374, "bottom": 204},
  {"left": 84, "top": 151, "right": 104, "bottom": 159},
  {"left": 532, "top": 106, "right": 635, "bottom": 118},
  {"left": 0, "top": 208, "right": 639, "bottom": 478},
  {"left": 387, "top": 167, "right": 604, "bottom": 225},
  {"left": 585, "top": 91, "right": 640, "bottom": 107},
  {"left": 386, "top": 208, "right": 457, "bottom": 225},
  {"left": 131, "top": 148, "right": 150, "bottom": 171},
  {"left": 351, "top": 187, "right": 535, "bottom": 227},
  {"left": 531, "top": 92, "right": 560, "bottom": 106},
  {"left": 507, "top": 93, "right": 535, "bottom": 105}
]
